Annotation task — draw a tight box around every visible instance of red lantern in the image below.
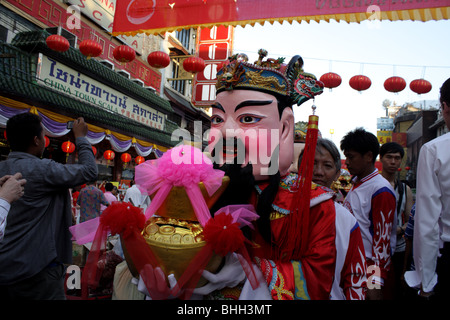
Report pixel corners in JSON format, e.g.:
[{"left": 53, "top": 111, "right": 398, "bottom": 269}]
[
  {"left": 349, "top": 75, "right": 371, "bottom": 92},
  {"left": 410, "top": 79, "right": 432, "bottom": 95},
  {"left": 62, "top": 141, "right": 75, "bottom": 162},
  {"left": 183, "top": 56, "right": 206, "bottom": 73},
  {"left": 320, "top": 72, "right": 342, "bottom": 91},
  {"left": 113, "top": 45, "right": 136, "bottom": 64},
  {"left": 104, "top": 150, "right": 115, "bottom": 160},
  {"left": 62, "top": 141, "right": 75, "bottom": 154},
  {"left": 79, "top": 40, "right": 103, "bottom": 59},
  {"left": 44, "top": 136, "right": 50, "bottom": 148},
  {"left": 46, "top": 34, "right": 70, "bottom": 52},
  {"left": 147, "top": 51, "right": 170, "bottom": 69},
  {"left": 135, "top": 155, "right": 145, "bottom": 165},
  {"left": 121, "top": 153, "right": 131, "bottom": 163},
  {"left": 121, "top": 152, "right": 131, "bottom": 168},
  {"left": 104, "top": 149, "right": 115, "bottom": 167},
  {"left": 384, "top": 76, "right": 406, "bottom": 93},
  {"left": 405, "top": 166, "right": 411, "bottom": 171},
  {"left": 92, "top": 146, "right": 97, "bottom": 156}
]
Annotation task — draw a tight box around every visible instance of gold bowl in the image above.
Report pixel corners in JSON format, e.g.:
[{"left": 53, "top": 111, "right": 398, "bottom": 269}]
[
  {"left": 141, "top": 216, "right": 223, "bottom": 287},
  {"left": 151, "top": 176, "right": 230, "bottom": 221}
]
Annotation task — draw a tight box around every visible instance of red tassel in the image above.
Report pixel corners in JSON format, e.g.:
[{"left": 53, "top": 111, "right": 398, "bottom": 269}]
[
  {"left": 81, "top": 202, "right": 161, "bottom": 297},
  {"left": 278, "top": 114, "right": 319, "bottom": 260}
]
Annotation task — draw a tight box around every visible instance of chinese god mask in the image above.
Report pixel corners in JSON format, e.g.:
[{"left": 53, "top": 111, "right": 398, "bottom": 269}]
[{"left": 209, "top": 50, "right": 324, "bottom": 181}]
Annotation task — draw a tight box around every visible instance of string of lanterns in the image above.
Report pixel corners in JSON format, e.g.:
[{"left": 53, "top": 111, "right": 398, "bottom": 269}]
[
  {"left": 47, "top": 34, "right": 435, "bottom": 94},
  {"left": 4, "top": 130, "right": 147, "bottom": 165},
  {"left": 320, "top": 71, "right": 432, "bottom": 95},
  {"left": 58, "top": 141, "right": 147, "bottom": 166},
  {"left": 45, "top": 34, "right": 206, "bottom": 73},
  {"left": 44, "top": 34, "right": 203, "bottom": 166}
]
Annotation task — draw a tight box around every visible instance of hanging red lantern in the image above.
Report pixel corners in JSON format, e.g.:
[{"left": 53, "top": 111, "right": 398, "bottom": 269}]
[
  {"left": 113, "top": 45, "right": 136, "bottom": 64},
  {"left": 349, "top": 75, "right": 371, "bottom": 92},
  {"left": 62, "top": 141, "right": 75, "bottom": 154},
  {"left": 121, "top": 152, "right": 131, "bottom": 169},
  {"left": 104, "top": 149, "right": 115, "bottom": 167},
  {"left": 410, "top": 79, "right": 432, "bottom": 95},
  {"left": 44, "top": 136, "right": 50, "bottom": 148},
  {"left": 135, "top": 155, "right": 145, "bottom": 165},
  {"left": 147, "top": 51, "right": 170, "bottom": 69},
  {"left": 104, "top": 150, "right": 115, "bottom": 160},
  {"left": 121, "top": 153, "right": 131, "bottom": 163},
  {"left": 384, "top": 76, "right": 406, "bottom": 93},
  {"left": 46, "top": 34, "right": 70, "bottom": 52},
  {"left": 79, "top": 39, "right": 103, "bottom": 59},
  {"left": 62, "top": 141, "right": 75, "bottom": 162},
  {"left": 92, "top": 146, "right": 97, "bottom": 156},
  {"left": 320, "top": 72, "right": 342, "bottom": 91},
  {"left": 405, "top": 166, "right": 411, "bottom": 171},
  {"left": 183, "top": 56, "right": 206, "bottom": 73}
]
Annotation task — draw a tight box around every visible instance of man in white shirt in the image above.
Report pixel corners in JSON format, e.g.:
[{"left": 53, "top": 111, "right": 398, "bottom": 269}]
[
  {"left": 341, "top": 128, "right": 397, "bottom": 300},
  {"left": 0, "top": 173, "right": 26, "bottom": 241},
  {"left": 414, "top": 77, "right": 450, "bottom": 300},
  {"left": 124, "top": 180, "right": 149, "bottom": 211}
]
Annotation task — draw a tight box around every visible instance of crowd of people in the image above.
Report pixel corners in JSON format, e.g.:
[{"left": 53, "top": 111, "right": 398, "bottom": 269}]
[
  {"left": 0, "top": 49, "right": 448, "bottom": 301},
  {"left": 70, "top": 180, "right": 150, "bottom": 225}
]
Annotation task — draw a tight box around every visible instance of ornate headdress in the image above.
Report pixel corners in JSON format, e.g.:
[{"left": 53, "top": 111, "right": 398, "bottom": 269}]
[{"left": 216, "top": 49, "right": 324, "bottom": 106}]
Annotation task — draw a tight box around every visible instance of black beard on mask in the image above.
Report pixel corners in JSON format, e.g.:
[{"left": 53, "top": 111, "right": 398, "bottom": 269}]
[
  {"left": 210, "top": 138, "right": 281, "bottom": 244},
  {"left": 210, "top": 137, "right": 254, "bottom": 213}
]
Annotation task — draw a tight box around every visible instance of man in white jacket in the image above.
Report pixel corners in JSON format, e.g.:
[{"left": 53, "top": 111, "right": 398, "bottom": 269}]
[
  {"left": 414, "top": 77, "right": 450, "bottom": 300},
  {"left": 124, "top": 180, "right": 150, "bottom": 212}
]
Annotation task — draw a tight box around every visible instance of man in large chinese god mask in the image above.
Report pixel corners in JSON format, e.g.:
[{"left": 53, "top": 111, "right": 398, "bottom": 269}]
[{"left": 208, "top": 50, "right": 337, "bottom": 300}]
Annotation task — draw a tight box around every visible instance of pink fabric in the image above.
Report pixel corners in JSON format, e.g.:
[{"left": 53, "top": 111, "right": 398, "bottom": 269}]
[
  {"left": 101, "top": 192, "right": 118, "bottom": 211},
  {"left": 135, "top": 145, "right": 225, "bottom": 226},
  {"left": 69, "top": 217, "right": 100, "bottom": 245}
]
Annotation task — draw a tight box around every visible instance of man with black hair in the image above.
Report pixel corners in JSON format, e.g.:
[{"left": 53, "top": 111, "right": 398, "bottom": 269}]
[
  {"left": 414, "top": 77, "right": 450, "bottom": 300},
  {"left": 101, "top": 182, "right": 118, "bottom": 212},
  {"left": 0, "top": 113, "right": 98, "bottom": 299},
  {"left": 341, "top": 128, "right": 397, "bottom": 300},
  {"left": 380, "top": 142, "right": 413, "bottom": 299}
]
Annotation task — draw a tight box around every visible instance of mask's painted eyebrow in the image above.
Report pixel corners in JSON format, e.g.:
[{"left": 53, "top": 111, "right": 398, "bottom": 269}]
[
  {"left": 235, "top": 100, "right": 273, "bottom": 112},
  {"left": 212, "top": 100, "right": 274, "bottom": 113},
  {"left": 212, "top": 102, "right": 225, "bottom": 113}
]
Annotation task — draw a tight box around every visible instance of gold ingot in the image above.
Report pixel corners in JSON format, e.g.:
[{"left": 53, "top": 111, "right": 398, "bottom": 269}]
[
  {"left": 151, "top": 176, "right": 230, "bottom": 222},
  {"left": 141, "top": 217, "right": 223, "bottom": 287}
]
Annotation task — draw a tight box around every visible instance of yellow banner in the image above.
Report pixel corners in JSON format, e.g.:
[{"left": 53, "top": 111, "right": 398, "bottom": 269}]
[{"left": 377, "top": 130, "right": 393, "bottom": 144}]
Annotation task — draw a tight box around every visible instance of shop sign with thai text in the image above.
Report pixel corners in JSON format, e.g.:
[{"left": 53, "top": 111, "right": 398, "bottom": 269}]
[{"left": 36, "top": 54, "right": 165, "bottom": 130}]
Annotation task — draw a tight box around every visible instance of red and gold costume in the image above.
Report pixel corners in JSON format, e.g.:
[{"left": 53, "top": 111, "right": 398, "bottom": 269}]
[{"left": 250, "top": 174, "right": 337, "bottom": 300}]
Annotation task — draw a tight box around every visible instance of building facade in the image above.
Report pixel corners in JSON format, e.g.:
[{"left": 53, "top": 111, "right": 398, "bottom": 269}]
[{"left": 0, "top": 0, "right": 218, "bottom": 188}]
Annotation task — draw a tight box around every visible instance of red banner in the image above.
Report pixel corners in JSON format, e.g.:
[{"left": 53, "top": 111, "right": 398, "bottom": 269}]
[
  {"left": 113, "top": 0, "right": 449, "bottom": 35},
  {"left": 192, "top": 26, "right": 233, "bottom": 106},
  {"left": 392, "top": 132, "right": 407, "bottom": 147}
]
